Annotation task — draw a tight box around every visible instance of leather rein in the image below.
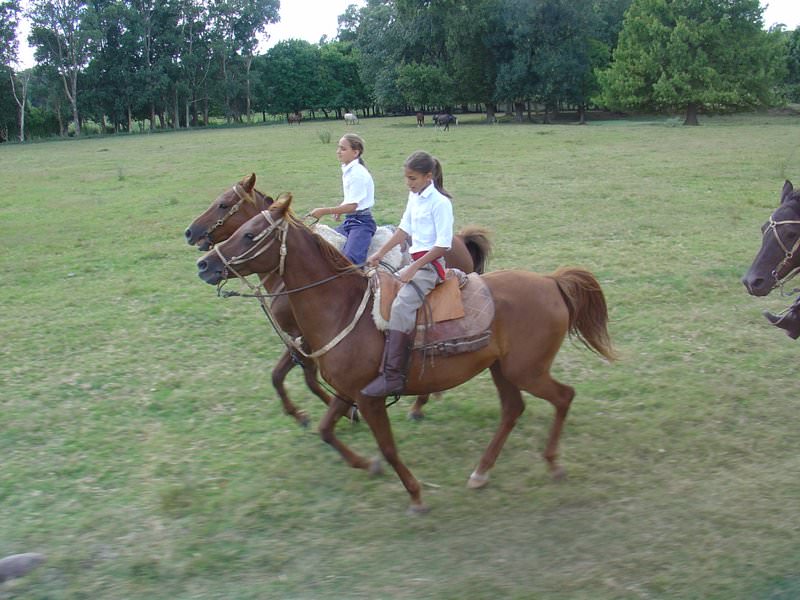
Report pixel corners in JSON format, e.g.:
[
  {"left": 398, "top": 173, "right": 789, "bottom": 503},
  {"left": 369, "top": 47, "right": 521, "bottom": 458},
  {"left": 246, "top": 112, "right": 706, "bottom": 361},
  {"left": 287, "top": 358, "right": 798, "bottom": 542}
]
[{"left": 213, "top": 209, "right": 372, "bottom": 359}]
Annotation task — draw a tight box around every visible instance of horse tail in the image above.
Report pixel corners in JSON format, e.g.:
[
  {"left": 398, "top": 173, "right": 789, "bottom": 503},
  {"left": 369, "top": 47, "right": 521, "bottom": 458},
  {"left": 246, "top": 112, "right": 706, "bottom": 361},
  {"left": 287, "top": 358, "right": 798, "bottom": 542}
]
[
  {"left": 551, "top": 267, "right": 617, "bottom": 362},
  {"left": 457, "top": 226, "right": 492, "bottom": 274}
]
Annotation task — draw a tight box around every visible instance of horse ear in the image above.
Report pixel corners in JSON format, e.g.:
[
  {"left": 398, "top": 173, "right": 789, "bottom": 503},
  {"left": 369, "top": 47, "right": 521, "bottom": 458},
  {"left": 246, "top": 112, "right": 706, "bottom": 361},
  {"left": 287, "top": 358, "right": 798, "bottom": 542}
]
[
  {"left": 243, "top": 173, "right": 256, "bottom": 193},
  {"left": 781, "top": 180, "right": 794, "bottom": 204},
  {"left": 274, "top": 192, "right": 293, "bottom": 213}
]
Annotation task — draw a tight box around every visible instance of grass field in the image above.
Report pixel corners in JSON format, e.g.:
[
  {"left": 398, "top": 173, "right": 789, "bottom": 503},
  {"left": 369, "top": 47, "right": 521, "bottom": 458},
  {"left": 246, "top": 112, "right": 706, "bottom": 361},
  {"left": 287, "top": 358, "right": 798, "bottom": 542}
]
[{"left": 2, "top": 112, "right": 800, "bottom": 599}]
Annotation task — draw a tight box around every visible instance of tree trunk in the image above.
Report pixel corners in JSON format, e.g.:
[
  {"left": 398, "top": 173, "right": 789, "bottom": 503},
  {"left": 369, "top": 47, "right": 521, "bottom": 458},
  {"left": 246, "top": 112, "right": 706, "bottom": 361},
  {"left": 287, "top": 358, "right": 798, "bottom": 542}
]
[
  {"left": 578, "top": 105, "right": 586, "bottom": 125},
  {"left": 9, "top": 72, "right": 29, "bottom": 142},
  {"left": 486, "top": 102, "right": 497, "bottom": 123},
  {"left": 514, "top": 101, "right": 525, "bottom": 122},
  {"left": 684, "top": 103, "right": 699, "bottom": 126}
]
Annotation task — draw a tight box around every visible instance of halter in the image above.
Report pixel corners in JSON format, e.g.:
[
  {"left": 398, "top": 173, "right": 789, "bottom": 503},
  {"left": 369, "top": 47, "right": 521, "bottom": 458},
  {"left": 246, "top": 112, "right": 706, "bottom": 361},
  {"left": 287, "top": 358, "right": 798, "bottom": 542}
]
[
  {"left": 213, "top": 209, "right": 371, "bottom": 359},
  {"left": 204, "top": 184, "right": 256, "bottom": 243},
  {"left": 763, "top": 214, "right": 800, "bottom": 292}
]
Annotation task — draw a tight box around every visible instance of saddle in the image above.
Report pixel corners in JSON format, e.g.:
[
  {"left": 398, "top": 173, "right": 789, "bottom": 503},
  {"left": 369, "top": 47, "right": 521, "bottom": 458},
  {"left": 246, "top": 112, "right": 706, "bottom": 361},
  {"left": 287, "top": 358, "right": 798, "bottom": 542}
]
[{"left": 370, "top": 270, "right": 494, "bottom": 357}]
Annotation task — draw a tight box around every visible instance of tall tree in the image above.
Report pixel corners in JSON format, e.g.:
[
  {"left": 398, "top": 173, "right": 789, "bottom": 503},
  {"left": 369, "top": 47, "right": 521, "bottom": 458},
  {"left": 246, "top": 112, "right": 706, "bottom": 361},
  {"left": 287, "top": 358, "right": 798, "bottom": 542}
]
[
  {"left": 784, "top": 28, "right": 800, "bottom": 102},
  {"left": 596, "top": 0, "right": 784, "bottom": 125},
  {"left": 28, "top": 0, "right": 97, "bottom": 136},
  {"left": 208, "top": 0, "right": 278, "bottom": 122},
  {"left": 1, "top": 0, "right": 22, "bottom": 140}
]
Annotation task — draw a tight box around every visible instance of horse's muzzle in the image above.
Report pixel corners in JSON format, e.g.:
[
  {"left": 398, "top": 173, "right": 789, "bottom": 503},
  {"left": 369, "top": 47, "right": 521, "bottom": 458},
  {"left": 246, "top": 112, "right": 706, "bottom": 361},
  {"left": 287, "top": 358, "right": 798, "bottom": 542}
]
[{"left": 197, "top": 257, "right": 225, "bottom": 285}]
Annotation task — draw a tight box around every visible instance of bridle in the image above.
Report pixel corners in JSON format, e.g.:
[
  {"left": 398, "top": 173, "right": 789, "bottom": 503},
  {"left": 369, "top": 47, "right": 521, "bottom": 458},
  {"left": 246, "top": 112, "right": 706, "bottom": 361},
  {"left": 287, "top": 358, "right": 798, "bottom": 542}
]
[
  {"left": 212, "top": 209, "right": 372, "bottom": 359},
  {"left": 762, "top": 212, "right": 800, "bottom": 292},
  {"left": 203, "top": 184, "right": 260, "bottom": 246}
]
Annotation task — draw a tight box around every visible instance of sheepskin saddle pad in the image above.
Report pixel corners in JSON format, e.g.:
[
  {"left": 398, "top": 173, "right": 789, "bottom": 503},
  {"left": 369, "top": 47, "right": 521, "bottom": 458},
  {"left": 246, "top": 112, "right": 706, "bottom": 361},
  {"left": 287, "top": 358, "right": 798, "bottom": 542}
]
[{"left": 370, "top": 269, "right": 494, "bottom": 357}]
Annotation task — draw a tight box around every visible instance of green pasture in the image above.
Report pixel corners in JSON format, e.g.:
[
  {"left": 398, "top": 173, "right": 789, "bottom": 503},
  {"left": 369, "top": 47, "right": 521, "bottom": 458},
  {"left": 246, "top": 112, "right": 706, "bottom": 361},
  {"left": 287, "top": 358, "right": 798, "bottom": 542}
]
[{"left": 2, "top": 112, "right": 800, "bottom": 599}]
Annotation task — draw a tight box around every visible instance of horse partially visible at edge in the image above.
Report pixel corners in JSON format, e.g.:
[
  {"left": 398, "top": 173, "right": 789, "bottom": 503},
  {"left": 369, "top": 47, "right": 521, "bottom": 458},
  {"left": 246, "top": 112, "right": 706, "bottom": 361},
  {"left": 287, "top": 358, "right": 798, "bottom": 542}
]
[
  {"left": 741, "top": 180, "right": 800, "bottom": 336},
  {"left": 196, "top": 196, "right": 616, "bottom": 513},
  {"left": 185, "top": 174, "right": 492, "bottom": 427}
]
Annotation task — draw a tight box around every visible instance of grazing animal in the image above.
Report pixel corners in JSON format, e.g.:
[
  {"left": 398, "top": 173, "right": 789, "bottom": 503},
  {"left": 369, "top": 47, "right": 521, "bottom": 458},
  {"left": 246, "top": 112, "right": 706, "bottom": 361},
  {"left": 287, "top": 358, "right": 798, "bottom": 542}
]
[
  {"left": 185, "top": 174, "right": 492, "bottom": 426},
  {"left": 416, "top": 112, "right": 424, "bottom": 127},
  {"left": 344, "top": 112, "right": 358, "bottom": 125},
  {"left": 435, "top": 113, "right": 458, "bottom": 131},
  {"left": 196, "top": 196, "right": 616, "bottom": 513},
  {"left": 288, "top": 112, "right": 302, "bottom": 125}
]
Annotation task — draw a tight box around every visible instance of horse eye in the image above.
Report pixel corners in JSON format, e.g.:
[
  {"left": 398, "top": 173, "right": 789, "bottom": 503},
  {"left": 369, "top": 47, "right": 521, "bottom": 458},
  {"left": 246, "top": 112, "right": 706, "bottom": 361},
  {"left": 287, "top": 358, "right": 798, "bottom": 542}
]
[
  {"left": 219, "top": 203, "right": 228, "bottom": 209},
  {"left": 244, "top": 232, "right": 255, "bottom": 241}
]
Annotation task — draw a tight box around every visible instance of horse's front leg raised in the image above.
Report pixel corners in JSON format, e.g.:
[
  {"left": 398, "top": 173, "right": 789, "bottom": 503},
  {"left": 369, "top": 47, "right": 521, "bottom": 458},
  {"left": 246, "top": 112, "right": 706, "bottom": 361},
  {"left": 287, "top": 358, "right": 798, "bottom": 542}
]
[
  {"left": 318, "top": 396, "right": 382, "bottom": 474},
  {"left": 357, "top": 394, "right": 428, "bottom": 514}
]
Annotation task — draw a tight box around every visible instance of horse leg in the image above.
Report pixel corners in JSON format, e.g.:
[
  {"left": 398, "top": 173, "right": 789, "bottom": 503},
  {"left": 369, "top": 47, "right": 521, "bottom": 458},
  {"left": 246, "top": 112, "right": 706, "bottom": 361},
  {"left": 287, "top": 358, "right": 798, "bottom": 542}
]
[
  {"left": 524, "top": 375, "right": 575, "bottom": 481},
  {"left": 408, "top": 391, "right": 442, "bottom": 421},
  {"left": 357, "top": 395, "right": 427, "bottom": 514},
  {"left": 297, "top": 353, "right": 360, "bottom": 421},
  {"left": 468, "top": 363, "right": 526, "bottom": 489},
  {"left": 318, "top": 396, "right": 382, "bottom": 474},
  {"left": 271, "top": 349, "right": 310, "bottom": 428}
]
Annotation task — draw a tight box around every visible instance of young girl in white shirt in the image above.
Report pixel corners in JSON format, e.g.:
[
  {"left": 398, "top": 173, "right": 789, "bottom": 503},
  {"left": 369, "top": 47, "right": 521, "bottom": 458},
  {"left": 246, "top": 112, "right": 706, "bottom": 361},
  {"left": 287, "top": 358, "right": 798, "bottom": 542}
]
[
  {"left": 361, "top": 150, "right": 454, "bottom": 397},
  {"left": 310, "top": 134, "right": 377, "bottom": 265}
]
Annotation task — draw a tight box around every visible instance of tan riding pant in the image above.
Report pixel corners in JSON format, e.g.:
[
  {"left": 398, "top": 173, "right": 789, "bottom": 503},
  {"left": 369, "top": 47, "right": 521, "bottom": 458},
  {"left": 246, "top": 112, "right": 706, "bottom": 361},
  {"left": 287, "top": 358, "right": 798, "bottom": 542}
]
[{"left": 388, "top": 263, "right": 441, "bottom": 333}]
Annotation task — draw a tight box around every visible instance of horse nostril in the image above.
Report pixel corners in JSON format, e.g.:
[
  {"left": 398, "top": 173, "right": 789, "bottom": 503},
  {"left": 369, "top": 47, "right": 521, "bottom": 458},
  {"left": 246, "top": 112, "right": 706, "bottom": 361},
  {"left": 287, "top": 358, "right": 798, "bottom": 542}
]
[
  {"left": 184, "top": 228, "right": 193, "bottom": 241},
  {"left": 198, "top": 260, "right": 207, "bottom": 271}
]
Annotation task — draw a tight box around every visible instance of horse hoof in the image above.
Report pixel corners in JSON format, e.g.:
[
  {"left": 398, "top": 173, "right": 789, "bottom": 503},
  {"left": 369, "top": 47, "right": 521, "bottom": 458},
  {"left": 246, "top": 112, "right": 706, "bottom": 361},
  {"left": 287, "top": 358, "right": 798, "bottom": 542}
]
[
  {"left": 296, "top": 413, "right": 311, "bottom": 429},
  {"left": 467, "top": 471, "right": 489, "bottom": 489},
  {"left": 551, "top": 466, "right": 567, "bottom": 482},
  {"left": 407, "top": 411, "right": 424, "bottom": 422},
  {"left": 407, "top": 503, "right": 430, "bottom": 515},
  {"left": 368, "top": 458, "right": 383, "bottom": 476}
]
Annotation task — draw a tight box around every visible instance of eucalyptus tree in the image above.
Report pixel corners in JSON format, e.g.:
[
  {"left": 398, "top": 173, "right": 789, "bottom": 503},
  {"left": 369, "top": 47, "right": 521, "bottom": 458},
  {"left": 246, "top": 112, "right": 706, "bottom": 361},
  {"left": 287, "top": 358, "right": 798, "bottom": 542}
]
[
  {"left": 596, "top": 0, "right": 784, "bottom": 125},
  {"left": 175, "top": 0, "right": 214, "bottom": 126},
  {"left": 28, "top": 0, "right": 97, "bottom": 136},
  {"left": 1, "top": 0, "right": 23, "bottom": 140},
  {"left": 208, "top": 0, "right": 278, "bottom": 123},
  {"left": 353, "top": 0, "right": 404, "bottom": 110}
]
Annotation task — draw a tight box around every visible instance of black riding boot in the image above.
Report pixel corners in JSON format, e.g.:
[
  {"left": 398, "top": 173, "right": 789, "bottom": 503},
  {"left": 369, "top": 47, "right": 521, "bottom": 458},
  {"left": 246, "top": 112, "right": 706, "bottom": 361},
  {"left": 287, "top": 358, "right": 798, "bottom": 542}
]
[
  {"left": 764, "top": 306, "right": 800, "bottom": 339},
  {"left": 361, "top": 330, "right": 412, "bottom": 397}
]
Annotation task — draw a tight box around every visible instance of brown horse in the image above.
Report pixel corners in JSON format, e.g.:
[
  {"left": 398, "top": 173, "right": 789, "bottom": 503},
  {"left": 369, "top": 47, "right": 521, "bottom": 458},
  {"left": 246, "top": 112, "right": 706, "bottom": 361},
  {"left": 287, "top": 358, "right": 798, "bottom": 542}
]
[
  {"left": 185, "top": 174, "right": 492, "bottom": 425},
  {"left": 196, "top": 197, "right": 616, "bottom": 513}
]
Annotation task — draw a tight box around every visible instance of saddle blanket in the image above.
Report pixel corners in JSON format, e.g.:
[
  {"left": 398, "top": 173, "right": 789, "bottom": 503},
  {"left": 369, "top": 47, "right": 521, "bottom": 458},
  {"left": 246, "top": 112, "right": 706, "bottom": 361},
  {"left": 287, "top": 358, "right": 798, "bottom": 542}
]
[{"left": 371, "top": 270, "right": 495, "bottom": 357}]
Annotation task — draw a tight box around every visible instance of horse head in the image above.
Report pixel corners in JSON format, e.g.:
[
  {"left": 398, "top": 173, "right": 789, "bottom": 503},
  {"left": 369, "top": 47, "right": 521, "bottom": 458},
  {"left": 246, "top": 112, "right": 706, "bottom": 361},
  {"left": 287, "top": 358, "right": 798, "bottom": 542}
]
[
  {"left": 742, "top": 180, "right": 800, "bottom": 296},
  {"left": 197, "top": 194, "right": 294, "bottom": 286},
  {"left": 184, "top": 173, "right": 274, "bottom": 251}
]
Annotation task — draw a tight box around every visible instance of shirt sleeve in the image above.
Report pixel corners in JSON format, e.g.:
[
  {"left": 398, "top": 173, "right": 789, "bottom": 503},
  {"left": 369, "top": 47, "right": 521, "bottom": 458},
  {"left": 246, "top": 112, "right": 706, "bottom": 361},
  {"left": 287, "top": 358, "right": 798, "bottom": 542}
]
[
  {"left": 398, "top": 194, "right": 413, "bottom": 233},
  {"left": 432, "top": 197, "right": 453, "bottom": 249}
]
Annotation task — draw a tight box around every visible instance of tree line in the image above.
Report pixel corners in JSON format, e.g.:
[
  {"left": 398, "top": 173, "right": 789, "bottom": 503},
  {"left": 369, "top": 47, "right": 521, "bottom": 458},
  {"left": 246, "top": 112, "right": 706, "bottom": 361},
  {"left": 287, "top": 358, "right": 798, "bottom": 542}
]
[{"left": 2, "top": 0, "right": 800, "bottom": 142}]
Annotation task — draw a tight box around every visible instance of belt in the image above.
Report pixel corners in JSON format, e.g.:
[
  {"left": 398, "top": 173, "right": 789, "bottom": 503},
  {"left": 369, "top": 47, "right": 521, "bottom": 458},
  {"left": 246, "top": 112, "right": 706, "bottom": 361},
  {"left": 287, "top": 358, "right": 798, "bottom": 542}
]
[{"left": 411, "top": 251, "right": 445, "bottom": 280}]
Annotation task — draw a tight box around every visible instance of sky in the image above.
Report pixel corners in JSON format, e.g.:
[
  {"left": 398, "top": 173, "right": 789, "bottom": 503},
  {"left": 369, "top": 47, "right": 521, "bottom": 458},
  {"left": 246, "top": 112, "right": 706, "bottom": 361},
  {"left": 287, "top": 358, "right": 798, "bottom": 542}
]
[{"left": 11, "top": 0, "right": 800, "bottom": 69}]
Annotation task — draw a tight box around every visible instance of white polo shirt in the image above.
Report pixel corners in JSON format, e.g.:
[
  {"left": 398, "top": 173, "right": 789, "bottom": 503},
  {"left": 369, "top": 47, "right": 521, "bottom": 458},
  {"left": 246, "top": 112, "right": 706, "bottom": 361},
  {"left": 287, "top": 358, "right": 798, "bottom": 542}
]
[
  {"left": 341, "top": 161, "right": 375, "bottom": 211},
  {"left": 399, "top": 182, "right": 453, "bottom": 253}
]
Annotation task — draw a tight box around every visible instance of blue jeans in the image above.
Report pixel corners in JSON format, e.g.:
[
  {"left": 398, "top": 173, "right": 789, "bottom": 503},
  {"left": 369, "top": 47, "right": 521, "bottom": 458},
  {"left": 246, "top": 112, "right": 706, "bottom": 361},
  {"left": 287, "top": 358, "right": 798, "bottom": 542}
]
[{"left": 336, "top": 212, "right": 377, "bottom": 265}]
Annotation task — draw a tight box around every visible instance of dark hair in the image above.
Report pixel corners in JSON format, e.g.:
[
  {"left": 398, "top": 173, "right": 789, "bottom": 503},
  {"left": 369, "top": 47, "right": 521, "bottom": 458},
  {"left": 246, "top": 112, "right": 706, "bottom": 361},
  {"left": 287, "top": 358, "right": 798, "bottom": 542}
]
[
  {"left": 340, "top": 133, "right": 367, "bottom": 167},
  {"left": 404, "top": 150, "right": 451, "bottom": 198}
]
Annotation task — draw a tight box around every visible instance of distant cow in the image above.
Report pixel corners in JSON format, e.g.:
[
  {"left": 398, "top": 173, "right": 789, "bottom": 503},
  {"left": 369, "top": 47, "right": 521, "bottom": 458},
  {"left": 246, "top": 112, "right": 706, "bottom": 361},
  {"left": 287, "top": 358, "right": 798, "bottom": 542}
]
[
  {"left": 288, "top": 112, "right": 302, "bottom": 125},
  {"left": 435, "top": 113, "right": 457, "bottom": 131},
  {"left": 344, "top": 112, "right": 358, "bottom": 125},
  {"left": 416, "top": 112, "right": 424, "bottom": 127}
]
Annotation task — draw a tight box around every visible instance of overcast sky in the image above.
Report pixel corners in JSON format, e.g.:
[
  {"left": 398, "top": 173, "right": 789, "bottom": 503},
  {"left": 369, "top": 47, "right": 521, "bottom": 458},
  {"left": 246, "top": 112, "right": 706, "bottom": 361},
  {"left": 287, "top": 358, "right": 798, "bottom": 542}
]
[{"left": 12, "top": 0, "right": 800, "bottom": 69}]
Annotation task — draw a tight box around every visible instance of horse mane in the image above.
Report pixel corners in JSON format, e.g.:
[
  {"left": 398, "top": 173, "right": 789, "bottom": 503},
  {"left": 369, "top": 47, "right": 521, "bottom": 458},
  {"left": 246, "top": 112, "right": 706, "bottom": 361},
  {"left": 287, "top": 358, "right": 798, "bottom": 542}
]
[{"left": 285, "top": 211, "right": 364, "bottom": 276}]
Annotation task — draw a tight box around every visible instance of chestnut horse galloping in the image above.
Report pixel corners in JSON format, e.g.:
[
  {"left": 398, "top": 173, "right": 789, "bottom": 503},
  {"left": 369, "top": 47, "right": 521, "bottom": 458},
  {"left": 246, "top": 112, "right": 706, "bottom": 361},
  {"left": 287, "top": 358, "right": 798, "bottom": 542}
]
[
  {"left": 196, "top": 197, "right": 616, "bottom": 513},
  {"left": 185, "top": 174, "right": 491, "bottom": 426}
]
